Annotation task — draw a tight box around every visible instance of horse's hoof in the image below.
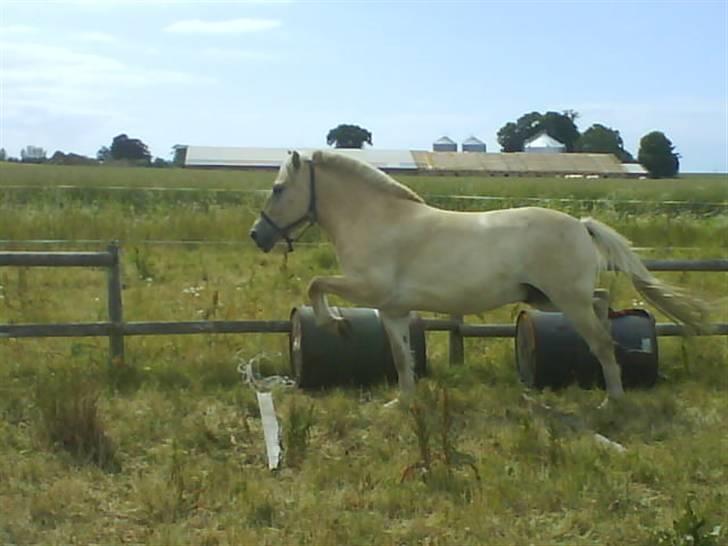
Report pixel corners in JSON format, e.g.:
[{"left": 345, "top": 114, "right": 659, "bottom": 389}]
[
  {"left": 335, "top": 317, "right": 353, "bottom": 337},
  {"left": 320, "top": 317, "right": 351, "bottom": 337},
  {"left": 598, "top": 393, "right": 627, "bottom": 411}
]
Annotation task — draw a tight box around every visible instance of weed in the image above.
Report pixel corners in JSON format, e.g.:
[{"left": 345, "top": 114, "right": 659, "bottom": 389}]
[
  {"left": 284, "top": 397, "right": 316, "bottom": 468},
  {"left": 409, "top": 397, "right": 432, "bottom": 471},
  {"left": 137, "top": 441, "right": 201, "bottom": 523},
  {"left": 402, "top": 385, "right": 480, "bottom": 485},
  {"left": 247, "top": 496, "right": 277, "bottom": 527},
  {"left": 35, "top": 368, "right": 119, "bottom": 472},
  {"left": 106, "top": 360, "right": 145, "bottom": 393},
  {"left": 649, "top": 496, "right": 723, "bottom": 546},
  {"left": 133, "top": 246, "right": 156, "bottom": 280},
  {"left": 312, "top": 245, "right": 337, "bottom": 270}
]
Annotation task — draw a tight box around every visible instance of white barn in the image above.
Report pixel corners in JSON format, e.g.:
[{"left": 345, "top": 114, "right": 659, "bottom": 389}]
[
  {"left": 524, "top": 131, "right": 566, "bottom": 154},
  {"left": 183, "top": 146, "right": 419, "bottom": 172}
]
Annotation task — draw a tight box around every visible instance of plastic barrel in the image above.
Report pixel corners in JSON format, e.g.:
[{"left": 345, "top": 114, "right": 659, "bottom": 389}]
[
  {"left": 515, "top": 308, "right": 658, "bottom": 390},
  {"left": 289, "top": 306, "right": 427, "bottom": 389}
]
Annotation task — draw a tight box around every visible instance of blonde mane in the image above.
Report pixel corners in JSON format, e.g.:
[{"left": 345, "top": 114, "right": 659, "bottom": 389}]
[{"left": 311, "top": 150, "right": 425, "bottom": 204}]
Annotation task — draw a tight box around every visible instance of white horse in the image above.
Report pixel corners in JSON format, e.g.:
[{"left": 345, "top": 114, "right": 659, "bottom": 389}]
[{"left": 250, "top": 150, "right": 709, "bottom": 403}]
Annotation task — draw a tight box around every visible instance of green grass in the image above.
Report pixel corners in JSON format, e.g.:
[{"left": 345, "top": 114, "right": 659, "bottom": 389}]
[
  {"left": 0, "top": 164, "right": 726, "bottom": 545},
  {"left": 1, "top": 162, "right": 725, "bottom": 198}
]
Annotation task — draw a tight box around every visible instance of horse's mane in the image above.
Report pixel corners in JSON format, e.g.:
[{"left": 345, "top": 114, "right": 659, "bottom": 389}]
[{"left": 312, "top": 150, "right": 425, "bottom": 204}]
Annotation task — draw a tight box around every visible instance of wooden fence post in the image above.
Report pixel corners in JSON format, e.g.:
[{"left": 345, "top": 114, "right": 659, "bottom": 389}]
[
  {"left": 449, "top": 314, "right": 464, "bottom": 365},
  {"left": 107, "top": 242, "right": 125, "bottom": 366}
]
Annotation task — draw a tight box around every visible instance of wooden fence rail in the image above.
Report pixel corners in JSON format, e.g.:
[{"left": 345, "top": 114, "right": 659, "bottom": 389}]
[{"left": 1, "top": 246, "right": 726, "bottom": 367}]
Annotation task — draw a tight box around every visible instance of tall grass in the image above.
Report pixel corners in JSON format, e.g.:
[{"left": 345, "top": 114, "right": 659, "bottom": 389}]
[
  {"left": 35, "top": 367, "right": 119, "bottom": 472},
  {"left": 2, "top": 162, "right": 726, "bottom": 202},
  {"left": 0, "top": 164, "right": 725, "bottom": 545}
]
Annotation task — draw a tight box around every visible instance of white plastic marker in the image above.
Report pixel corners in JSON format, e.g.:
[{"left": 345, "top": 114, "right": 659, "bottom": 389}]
[
  {"left": 239, "top": 354, "right": 293, "bottom": 470},
  {"left": 257, "top": 391, "right": 282, "bottom": 470}
]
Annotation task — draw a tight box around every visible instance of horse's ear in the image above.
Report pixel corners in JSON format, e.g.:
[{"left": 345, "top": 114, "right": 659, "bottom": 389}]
[
  {"left": 291, "top": 150, "right": 301, "bottom": 170},
  {"left": 311, "top": 150, "right": 323, "bottom": 164}
]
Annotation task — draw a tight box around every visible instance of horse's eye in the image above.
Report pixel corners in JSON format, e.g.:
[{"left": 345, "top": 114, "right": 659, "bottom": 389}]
[{"left": 272, "top": 185, "right": 284, "bottom": 196}]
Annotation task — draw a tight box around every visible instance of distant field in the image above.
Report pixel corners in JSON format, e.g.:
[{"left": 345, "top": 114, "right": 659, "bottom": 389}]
[{"left": 1, "top": 161, "right": 726, "bottom": 202}]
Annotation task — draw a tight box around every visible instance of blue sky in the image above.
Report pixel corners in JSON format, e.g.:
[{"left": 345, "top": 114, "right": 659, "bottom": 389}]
[{"left": 1, "top": 0, "right": 726, "bottom": 172}]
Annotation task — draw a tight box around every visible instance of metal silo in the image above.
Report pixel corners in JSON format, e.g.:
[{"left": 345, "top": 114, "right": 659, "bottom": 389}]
[
  {"left": 433, "top": 136, "right": 457, "bottom": 152},
  {"left": 462, "top": 136, "right": 486, "bottom": 153}
]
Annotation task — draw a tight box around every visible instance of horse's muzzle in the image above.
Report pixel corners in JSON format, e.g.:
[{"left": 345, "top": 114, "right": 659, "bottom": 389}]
[{"left": 249, "top": 217, "right": 278, "bottom": 253}]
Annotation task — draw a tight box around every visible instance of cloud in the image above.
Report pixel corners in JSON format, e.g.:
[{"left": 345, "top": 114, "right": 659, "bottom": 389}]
[
  {"left": 2, "top": 40, "right": 212, "bottom": 88},
  {"left": 0, "top": 24, "right": 36, "bottom": 34},
  {"left": 200, "top": 47, "right": 276, "bottom": 62},
  {"left": 76, "top": 31, "right": 117, "bottom": 43},
  {"left": 1, "top": 39, "right": 214, "bottom": 122},
  {"left": 164, "top": 18, "right": 281, "bottom": 34}
]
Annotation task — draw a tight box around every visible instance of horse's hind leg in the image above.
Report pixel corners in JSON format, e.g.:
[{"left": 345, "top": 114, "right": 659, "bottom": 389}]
[
  {"left": 550, "top": 294, "right": 625, "bottom": 400},
  {"left": 379, "top": 311, "right": 415, "bottom": 396}
]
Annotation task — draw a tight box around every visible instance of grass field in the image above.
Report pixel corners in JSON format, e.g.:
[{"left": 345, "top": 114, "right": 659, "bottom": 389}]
[{"left": 0, "top": 162, "right": 726, "bottom": 545}]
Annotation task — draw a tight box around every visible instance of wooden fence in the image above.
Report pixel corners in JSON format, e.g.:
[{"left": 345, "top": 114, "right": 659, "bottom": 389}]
[{"left": 1, "top": 244, "right": 726, "bottom": 367}]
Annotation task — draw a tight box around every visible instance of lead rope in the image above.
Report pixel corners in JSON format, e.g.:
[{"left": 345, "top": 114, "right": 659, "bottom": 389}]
[{"left": 237, "top": 352, "right": 295, "bottom": 391}]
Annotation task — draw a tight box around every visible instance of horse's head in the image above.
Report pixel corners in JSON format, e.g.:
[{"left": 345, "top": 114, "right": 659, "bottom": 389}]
[{"left": 250, "top": 150, "right": 317, "bottom": 252}]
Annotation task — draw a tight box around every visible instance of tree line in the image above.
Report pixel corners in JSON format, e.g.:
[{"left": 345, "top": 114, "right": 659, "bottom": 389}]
[
  {"left": 3, "top": 116, "right": 681, "bottom": 178},
  {"left": 0, "top": 135, "right": 172, "bottom": 168},
  {"left": 326, "top": 114, "right": 680, "bottom": 178}
]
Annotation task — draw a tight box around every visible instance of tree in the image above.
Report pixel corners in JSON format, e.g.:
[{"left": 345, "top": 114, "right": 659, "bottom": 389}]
[
  {"left": 326, "top": 124, "right": 372, "bottom": 149},
  {"left": 20, "top": 145, "right": 46, "bottom": 163},
  {"left": 538, "top": 111, "right": 580, "bottom": 152},
  {"left": 109, "top": 134, "right": 151, "bottom": 163},
  {"left": 497, "top": 111, "right": 542, "bottom": 152},
  {"left": 638, "top": 131, "right": 679, "bottom": 178},
  {"left": 578, "top": 124, "right": 633, "bottom": 162},
  {"left": 496, "top": 122, "right": 521, "bottom": 152},
  {"left": 97, "top": 146, "right": 111, "bottom": 162},
  {"left": 497, "top": 110, "right": 579, "bottom": 152},
  {"left": 0, "top": 148, "right": 6, "bottom": 161},
  {"left": 172, "top": 145, "right": 187, "bottom": 166}
]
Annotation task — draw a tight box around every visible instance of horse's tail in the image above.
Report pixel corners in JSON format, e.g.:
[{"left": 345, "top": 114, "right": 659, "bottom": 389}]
[{"left": 581, "top": 217, "right": 710, "bottom": 333}]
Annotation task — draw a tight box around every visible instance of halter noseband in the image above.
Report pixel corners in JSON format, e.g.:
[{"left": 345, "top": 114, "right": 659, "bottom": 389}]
[{"left": 259, "top": 160, "right": 317, "bottom": 252}]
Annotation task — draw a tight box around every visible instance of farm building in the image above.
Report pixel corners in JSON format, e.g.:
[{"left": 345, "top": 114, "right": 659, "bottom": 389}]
[
  {"left": 462, "top": 136, "right": 486, "bottom": 153},
  {"left": 177, "top": 145, "right": 646, "bottom": 178},
  {"left": 183, "top": 146, "right": 419, "bottom": 172},
  {"left": 432, "top": 136, "right": 457, "bottom": 152},
  {"left": 412, "top": 150, "right": 646, "bottom": 177},
  {"left": 524, "top": 131, "right": 566, "bottom": 154}
]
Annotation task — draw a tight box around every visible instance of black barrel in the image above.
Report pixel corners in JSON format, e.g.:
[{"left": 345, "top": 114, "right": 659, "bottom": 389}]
[
  {"left": 515, "top": 308, "right": 658, "bottom": 390},
  {"left": 289, "top": 306, "right": 427, "bottom": 389}
]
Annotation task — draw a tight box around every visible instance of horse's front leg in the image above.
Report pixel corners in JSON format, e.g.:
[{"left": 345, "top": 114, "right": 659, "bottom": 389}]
[
  {"left": 380, "top": 311, "right": 416, "bottom": 399},
  {"left": 307, "top": 275, "right": 376, "bottom": 335}
]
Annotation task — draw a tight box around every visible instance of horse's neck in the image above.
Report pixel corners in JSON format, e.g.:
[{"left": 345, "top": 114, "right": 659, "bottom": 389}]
[{"left": 316, "top": 168, "right": 417, "bottom": 246}]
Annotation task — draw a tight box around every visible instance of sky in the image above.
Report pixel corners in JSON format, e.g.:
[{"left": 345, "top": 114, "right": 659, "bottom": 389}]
[{"left": 1, "top": 0, "right": 727, "bottom": 172}]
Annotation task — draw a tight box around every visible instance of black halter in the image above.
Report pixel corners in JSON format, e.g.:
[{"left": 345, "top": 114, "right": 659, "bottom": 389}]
[{"left": 259, "top": 160, "right": 317, "bottom": 252}]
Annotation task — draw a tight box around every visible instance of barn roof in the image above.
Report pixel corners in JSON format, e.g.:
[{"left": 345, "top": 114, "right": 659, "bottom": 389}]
[
  {"left": 434, "top": 136, "right": 456, "bottom": 145},
  {"left": 413, "top": 150, "right": 637, "bottom": 176},
  {"left": 524, "top": 131, "right": 565, "bottom": 149},
  {"left": 181, "top": 145, "right": 642, "bottom": 177},
  {"left": 184, "top": 146, "right": 419, "bottom": 171}
]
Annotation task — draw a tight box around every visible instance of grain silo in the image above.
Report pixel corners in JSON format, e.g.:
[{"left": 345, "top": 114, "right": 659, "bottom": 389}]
[
  {"left": 433, "top": 136, "right": 457, "bottom": 152},
  {"left": 462, "top": 136, "right": 486, "bottom": 153}
]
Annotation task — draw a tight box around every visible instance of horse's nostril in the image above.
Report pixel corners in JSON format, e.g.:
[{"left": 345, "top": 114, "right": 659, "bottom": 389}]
[{"left": 250, "top": 230, "right": 258, "bottom": 242}]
